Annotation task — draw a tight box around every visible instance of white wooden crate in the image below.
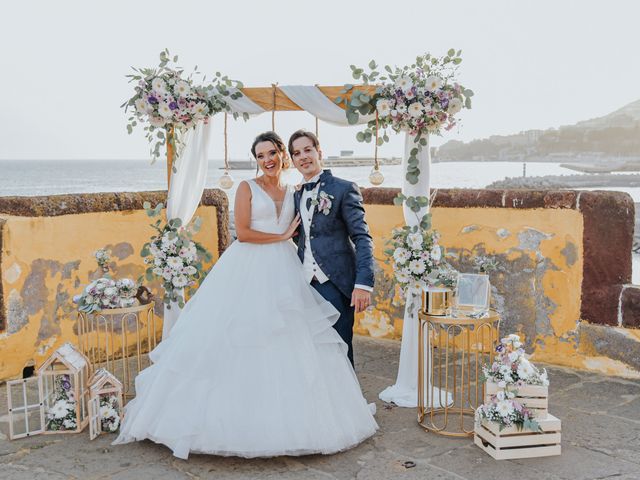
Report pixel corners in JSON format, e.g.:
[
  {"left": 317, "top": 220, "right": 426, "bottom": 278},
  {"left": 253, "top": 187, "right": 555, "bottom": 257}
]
[
  {"left": 485, "top": 381, "right": 548, "bottom": 418},
  {"left": 474, "top": 413, "right": 561, "bottom": 460}
]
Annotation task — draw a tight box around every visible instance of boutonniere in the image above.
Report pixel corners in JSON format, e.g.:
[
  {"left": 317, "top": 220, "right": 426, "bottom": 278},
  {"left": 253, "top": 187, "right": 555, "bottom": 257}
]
[{"left": 311, "top": 190, "right": 334, "bottom": 215}]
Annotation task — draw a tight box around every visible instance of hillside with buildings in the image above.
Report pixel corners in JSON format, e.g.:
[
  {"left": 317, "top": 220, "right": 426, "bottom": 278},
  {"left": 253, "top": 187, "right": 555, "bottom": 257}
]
[{"left": 436, "top": 99, "right": 640, "bottom": 162}]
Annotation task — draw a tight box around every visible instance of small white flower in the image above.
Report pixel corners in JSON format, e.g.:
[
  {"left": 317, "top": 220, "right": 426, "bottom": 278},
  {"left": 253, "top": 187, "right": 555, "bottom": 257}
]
[
  {"left": 395, "top": 76, "right": 413, "bottom": 92},
  {"left": 395, "top": 269, "right": 411, "bottom": 284},
  {"left": 192, "top": 102, "right": 208, "bottom": 116},
  {"left": 425, "top": 76, "right": 443, "bottom": 92},
  {"left": 49, "top": 400, "right": 70, "bottom": 419},
  {"left": 430, "top": 245, "right": 442, "bottom": 262},
  {"left": 152, "top": 77, "right": 168, "bottom": 94},
  {"left": 158, "top": 102, "right": 173, "bottom": 119},
  {"left": 396, "top": 104, "right": 407, "bottom": 114},
  {"left": 62, "top": 418, "right": 76, "bottom": 429},
  {"left": 496, "top": 400, "right": 513, "bottom": 417},
  {"left": 166, "top": 256, "right": 183, "bottom": 270},
  {"left": 393, "top": 248, "right": 411, "bottom": 264},
  {"left": 407, "top": 232, "right": 423, "bottom": 250},
  {"left": 174, "top": 80, "right": 191, "bottom": 97},
  {"left": 376, "top": 99, "right": 392, "bottom": 117},
  {"left": 172, "top": 275, "right": 188, "bottom": 288},
  {"left": 496, "top": 390, "right": 505, "bottom": 401},
  {"left": 408, "top": 102, "right": 424, "bottom": 118},
  {"left": 185, "top": 265, "right": 197, "bottom": 275},
  {"left": 409, "top": 259, "right": 426, "bottom": 275},
  {"left": 149, "top": 116, "right": 166, "bottom": 127},
  {"left": 448, "top": 97, "right": 463, "bottom": 114},
  {"left": 103, "top": 286, "right": 117, "bottom": 297},
  {"left": 134, "top": 98, "right": 148, "bottom": 114}
]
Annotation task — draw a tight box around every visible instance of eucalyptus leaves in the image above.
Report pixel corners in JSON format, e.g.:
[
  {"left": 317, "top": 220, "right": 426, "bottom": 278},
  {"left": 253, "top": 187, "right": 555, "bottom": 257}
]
[
  {"left": 122, "top": 49, "right": 245, "bottom": 164},
  {"left": 337, "top": 51, "right": 473, "bottom": 213}
]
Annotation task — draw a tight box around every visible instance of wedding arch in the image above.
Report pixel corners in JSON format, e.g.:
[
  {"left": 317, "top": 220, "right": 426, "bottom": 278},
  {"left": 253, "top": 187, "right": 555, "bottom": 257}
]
[{"left": 124, "top": 50, "right": 473, "bottom": 408}]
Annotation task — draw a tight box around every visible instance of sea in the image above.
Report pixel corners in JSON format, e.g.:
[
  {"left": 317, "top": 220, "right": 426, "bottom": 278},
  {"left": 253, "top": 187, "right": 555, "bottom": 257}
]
[{"left": 1, "top": 159, "right": 638, "bottom": 282}]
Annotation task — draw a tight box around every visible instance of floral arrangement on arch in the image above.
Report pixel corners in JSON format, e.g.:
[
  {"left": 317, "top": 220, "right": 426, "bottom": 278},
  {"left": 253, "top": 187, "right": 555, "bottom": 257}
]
[
  {"left": 45, "top": 374, "right": 77, "bottom": 431},
  {"left": 384, "top": 214, "right": 457, "bottom": 295},
  {"left": 483, "top": 334, "right": 549, "bottom": 388},
  {"left": 476, "top": 389, "right": 541, "bottom": 432},
  {"left": 338, "top": 50, "right": 473, "bottom": 192},
  {"left": 99, "top": 395, "right": 121, "bottom": 433},
  {"left": 122, "top": 49, "right": 246, "bottom": 163},
  {"left": 141, "top": 202, "right": 212, "bottom": 309},
  {"left": 73, "top": 249, "right": 138, "bottom": 313}
]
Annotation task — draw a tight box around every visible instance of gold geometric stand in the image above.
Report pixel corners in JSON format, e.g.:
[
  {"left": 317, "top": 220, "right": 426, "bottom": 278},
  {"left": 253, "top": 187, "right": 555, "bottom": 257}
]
[{"left": 418, "top": 309, "right": 500, "bottom": 437}]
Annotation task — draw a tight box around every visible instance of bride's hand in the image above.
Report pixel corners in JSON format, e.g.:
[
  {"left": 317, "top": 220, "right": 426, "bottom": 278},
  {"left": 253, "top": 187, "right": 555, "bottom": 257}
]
[{"left": 281, "top": 214, "right": 301, "bottom": 240}]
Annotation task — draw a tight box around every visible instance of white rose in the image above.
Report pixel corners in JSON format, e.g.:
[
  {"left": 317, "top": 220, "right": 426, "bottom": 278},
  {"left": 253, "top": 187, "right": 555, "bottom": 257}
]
[
  {"left": 448, "top": 97, "right": 463, "bottom": 114},
  {"left": 158, "top": 102, "right": 173, "bottom": 119},
  {"left": 151, "top": 77, "right": 168, "bottom": 94},
  {"left": 395, "top": 76, "right": 413, "bottom": 92},
  {"left": 425, "top": 76, "right": 443, "bottom": 92},
  {"left": 376, "top": 99, "right": 392, "bottom": 117},
  {"left": 408, "top": 102, "right": 424, "bottom": 118},
  {"left": 175, "top": 80, "right": 191, "bottom": 97},
  {"left": 103, "top": 286, "right": 118, "bottom": 297}
]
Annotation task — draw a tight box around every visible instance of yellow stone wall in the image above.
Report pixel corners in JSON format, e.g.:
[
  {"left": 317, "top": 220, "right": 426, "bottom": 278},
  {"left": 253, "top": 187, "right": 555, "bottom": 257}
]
[
  {"left": 358, "top": 204, "right": 638, "bottom": 378},
  {"left": 0, "top": 207, "right": 220, "bottom": 381}
]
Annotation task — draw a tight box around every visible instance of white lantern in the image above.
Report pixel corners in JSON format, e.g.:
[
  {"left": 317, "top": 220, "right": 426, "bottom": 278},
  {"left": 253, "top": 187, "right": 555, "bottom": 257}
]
[{"left": 88, "top": 368, "right": 124, "bottom": 440}]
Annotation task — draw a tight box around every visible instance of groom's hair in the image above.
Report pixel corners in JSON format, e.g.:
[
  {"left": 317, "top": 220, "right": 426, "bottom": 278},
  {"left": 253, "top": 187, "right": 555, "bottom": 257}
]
[
  {"left": 251, "top": 131, "right": 290, "bottom": 168},
  {"left": 288, "top": 130, "right": 320, "bottom": 156}
]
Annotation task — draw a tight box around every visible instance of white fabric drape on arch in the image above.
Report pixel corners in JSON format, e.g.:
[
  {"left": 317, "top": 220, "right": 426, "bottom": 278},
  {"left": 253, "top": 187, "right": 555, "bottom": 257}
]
[
  {"left": 378, "top": 133, "right": 451, "bottom": 408},
  {"left": 162, "top": 120, "right": 213, "bottom": 340}
]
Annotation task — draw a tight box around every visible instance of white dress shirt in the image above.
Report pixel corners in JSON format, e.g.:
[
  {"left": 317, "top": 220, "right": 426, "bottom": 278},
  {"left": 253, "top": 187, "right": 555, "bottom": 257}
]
[{"left": 300, "top": 173, "right": 373, "bottom": 293}]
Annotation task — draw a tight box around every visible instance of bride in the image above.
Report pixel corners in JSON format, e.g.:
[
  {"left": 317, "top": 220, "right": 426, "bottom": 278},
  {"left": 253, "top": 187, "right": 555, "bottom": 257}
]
[{"left": 113, "top": 131, "right": 378, "bottom": 459}]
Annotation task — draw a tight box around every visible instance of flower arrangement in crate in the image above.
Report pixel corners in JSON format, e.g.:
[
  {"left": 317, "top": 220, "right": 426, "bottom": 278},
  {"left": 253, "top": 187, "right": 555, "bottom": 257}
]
[
  {"left": 479, "top": 334, "right": 550, "bottom": 425},
  {"left": 483, "top": 334, "right": 549, "bottom": 389},
  {"left": 122, "top": 49, "right": 245, "bottom": 164},
  {"left": 73, "top": 249, "right": 139, "bottom": 313},
  {"left": 383, "top": 213, "right": 457, "bottom": 299},
  {"left": 45, "top": 374, "right": 78, "bottom": 431},
  {"left": 140, "top": 202, "right": 212, "bottom": 309}
]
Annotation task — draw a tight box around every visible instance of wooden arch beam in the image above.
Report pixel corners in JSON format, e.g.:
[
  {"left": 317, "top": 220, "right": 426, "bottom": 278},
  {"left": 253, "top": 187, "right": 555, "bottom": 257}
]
[{"left": 238, "top": 85, "right": 377, "bottom": 111}]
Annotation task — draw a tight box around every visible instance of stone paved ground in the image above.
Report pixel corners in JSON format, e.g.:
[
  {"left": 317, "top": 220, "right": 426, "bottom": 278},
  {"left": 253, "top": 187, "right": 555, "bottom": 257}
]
[{"left": 1, "top": 336, "right": 639, "bottom": 480}]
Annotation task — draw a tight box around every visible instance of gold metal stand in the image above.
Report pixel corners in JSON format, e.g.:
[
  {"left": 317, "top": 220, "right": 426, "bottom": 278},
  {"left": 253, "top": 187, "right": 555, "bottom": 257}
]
[
  {"left": 76, "top": 302, "right": 158, "bottom": 401},
  {"left": 418, "top": 309, "right": 500, "bottom": 437}
]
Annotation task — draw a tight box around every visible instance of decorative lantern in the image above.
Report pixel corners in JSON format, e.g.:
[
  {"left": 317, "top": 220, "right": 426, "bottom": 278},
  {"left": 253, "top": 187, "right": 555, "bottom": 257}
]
[
  {"left": 88, "top": 368, "right": 124, "bottom": 440},
  {"left": 7, "top": 342, "right": 91, "bottom": 439}
]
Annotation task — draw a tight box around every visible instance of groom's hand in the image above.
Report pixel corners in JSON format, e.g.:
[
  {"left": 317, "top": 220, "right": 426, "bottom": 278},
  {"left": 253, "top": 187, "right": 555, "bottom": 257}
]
[{"left": 351, "top": 288, "right": 371, "bottom": 313}]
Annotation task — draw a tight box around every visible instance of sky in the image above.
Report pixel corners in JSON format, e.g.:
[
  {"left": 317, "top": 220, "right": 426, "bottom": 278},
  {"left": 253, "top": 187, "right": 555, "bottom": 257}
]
[{"left": 2, "top": 0, "right": 639, "bottom": 161}]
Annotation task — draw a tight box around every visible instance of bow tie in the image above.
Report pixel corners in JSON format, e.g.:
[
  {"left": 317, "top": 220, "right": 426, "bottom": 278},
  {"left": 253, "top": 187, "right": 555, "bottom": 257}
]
[{"left": 303, "top": 179, "right": 321, "bottom": 191}]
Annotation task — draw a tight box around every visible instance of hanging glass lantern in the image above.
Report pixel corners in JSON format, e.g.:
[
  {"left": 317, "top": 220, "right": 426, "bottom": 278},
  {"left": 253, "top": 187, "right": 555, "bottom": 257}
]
[
  {"left": 219, "top": 170, "right": 234, "bottom": 189},
  {"left": 369, "top": 111, "right": 384, "bottom": 186},
  {"left": 369, "top": 166, "right": 384, "bottom": 186}
]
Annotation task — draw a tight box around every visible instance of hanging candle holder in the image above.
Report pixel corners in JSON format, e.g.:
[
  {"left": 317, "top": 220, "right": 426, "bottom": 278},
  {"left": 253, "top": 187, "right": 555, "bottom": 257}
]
[
  {"left": 219, "top": 113, "right": 234, "bottom": 190},
  {"left": 369, "top": 111, "right": 385, "bottom": 186}
]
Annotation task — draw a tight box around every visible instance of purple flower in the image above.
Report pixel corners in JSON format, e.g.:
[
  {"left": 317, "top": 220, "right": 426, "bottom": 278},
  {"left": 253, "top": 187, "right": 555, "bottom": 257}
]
[
  {"left": 169, "top": 101, "right": 178, "bottom": 110},
  {"left": 147, "top": 95, "right": 158, "bottom": 105},
  {"left": 441, "top": 98, "right": 449, "bottom": 109}
]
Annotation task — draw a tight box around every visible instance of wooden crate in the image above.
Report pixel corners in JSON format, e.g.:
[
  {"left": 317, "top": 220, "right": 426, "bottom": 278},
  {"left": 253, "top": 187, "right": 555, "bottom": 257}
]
[
  {"left": 474, "top": 413, "right": 561, "bottom": 460},
  {"left": 485, "top": 381, "right": 548, "bottom": 418}
]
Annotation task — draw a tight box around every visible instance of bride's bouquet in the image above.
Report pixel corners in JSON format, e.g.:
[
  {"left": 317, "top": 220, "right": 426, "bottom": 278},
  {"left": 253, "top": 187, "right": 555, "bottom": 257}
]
[
  {"left": 141, "top": 202, "right": 211, "bottom": 309},
  {"left": 122, "top": 49, "right": 244, "bottom": 162}
]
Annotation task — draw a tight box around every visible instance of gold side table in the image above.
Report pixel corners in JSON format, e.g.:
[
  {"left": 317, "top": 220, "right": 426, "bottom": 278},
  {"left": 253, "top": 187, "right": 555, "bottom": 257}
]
[
  {"left": 418, "top": 309, "right": 500, "bottom": 437},
  {"left": 77, "top": 302, "right": 158, "bottom": 401}
]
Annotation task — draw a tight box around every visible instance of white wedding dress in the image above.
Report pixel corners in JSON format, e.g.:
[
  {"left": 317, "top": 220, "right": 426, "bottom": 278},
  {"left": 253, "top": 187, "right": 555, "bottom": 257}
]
[{"left": 113, "top": 179, "right": 378, "bottom": 459}]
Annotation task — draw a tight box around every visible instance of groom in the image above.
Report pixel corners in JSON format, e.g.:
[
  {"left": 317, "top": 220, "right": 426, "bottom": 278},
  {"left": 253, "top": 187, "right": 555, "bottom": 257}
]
[{"left": 289, "top": 130, "right": 375, "bottom": 367}]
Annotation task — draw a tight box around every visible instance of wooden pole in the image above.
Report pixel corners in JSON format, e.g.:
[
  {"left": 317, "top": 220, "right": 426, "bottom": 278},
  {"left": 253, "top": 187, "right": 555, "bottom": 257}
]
[{"left": 166, "top": 125, "right": 174, "bottom": 189}]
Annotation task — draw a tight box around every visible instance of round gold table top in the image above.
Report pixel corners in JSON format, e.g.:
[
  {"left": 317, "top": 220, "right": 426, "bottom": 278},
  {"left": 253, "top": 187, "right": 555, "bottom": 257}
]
[{"left": 418, "top": 308, "right": 500, "bottom": 326}]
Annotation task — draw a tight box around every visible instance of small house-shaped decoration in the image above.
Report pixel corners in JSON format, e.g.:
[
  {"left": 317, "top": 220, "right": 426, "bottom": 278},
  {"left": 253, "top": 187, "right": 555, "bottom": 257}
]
[
  {"left": 88, "top": 368, "right": 124, "bottom": 440},
  {"left": 7, "top": 343, "right": 91, "bottom": 438}
]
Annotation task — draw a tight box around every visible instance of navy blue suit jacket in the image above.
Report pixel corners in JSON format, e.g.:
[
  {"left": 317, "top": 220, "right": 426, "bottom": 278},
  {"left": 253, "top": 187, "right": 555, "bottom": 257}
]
[{"left": 294, "top": 170, "right": 375, "bottom": 299}]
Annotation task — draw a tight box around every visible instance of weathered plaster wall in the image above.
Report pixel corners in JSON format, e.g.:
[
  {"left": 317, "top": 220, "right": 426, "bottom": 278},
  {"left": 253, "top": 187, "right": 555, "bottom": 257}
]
[
  {"left": 0, "top": 190, "right": 228, "bottom": 381},
  {"left": 1, "top": 187, "right": 638, "bottom": 381},
  {"left": 359, "top": 188, "right": 639, "bottom": 378}
]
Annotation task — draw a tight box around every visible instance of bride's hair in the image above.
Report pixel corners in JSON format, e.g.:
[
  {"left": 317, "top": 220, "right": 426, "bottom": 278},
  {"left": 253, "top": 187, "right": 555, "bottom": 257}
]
[{"left": 251, "top": 131, "right": 290, "bottom": 170}]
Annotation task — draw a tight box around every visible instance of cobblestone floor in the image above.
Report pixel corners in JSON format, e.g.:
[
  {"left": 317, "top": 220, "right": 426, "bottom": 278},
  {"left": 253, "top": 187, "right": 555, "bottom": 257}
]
[{"left": 1, "top": 336, "right": 639, "bottom": 480}]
